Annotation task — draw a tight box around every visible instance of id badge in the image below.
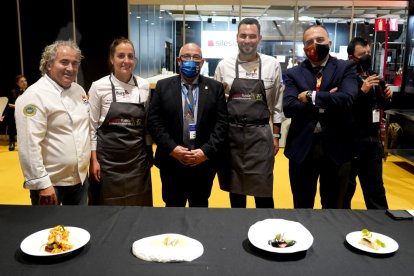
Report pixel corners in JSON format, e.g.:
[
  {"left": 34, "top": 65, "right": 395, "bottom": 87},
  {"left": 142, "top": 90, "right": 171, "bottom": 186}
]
[
  {"left": 372, "top": 109, "right": 380, "bottom": 123},
  {"left": 189, "top": 123, "right": 197, "bottom": 140}
]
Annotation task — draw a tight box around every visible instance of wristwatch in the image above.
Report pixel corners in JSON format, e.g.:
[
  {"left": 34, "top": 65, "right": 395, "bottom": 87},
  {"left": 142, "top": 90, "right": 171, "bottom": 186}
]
[
  {"left": 273, "top": 133, "right": 281, "bottom": 139},
  {"left": 306, "top": 90, "right": 313, "bottom": 103}
]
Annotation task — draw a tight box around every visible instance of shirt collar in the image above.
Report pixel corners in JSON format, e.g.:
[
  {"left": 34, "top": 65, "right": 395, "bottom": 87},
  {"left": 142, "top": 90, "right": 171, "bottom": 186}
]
[
  {"left": 181, "top": 78, "right": 199, "bottom": 87},
  {"left": 44, "top": 74, "right": 66, "bottom": 93},
  {"left": 111, "top": 73, "right": 137, "bottom": 88},
  {"left": 311, "top": 56, "right": 329, "bottom": 68},
  {"left": 237, "top": 53, "right": 260, "bottom": 64}
]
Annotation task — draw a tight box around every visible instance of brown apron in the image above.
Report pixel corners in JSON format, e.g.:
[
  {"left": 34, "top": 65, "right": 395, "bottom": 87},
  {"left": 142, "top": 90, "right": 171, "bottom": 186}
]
[
  {"left": 93, "top": 76, "right": 152, "bottom": 205},
  {"left": 218, "top": 57, "right": 274, "bottom": 197}
]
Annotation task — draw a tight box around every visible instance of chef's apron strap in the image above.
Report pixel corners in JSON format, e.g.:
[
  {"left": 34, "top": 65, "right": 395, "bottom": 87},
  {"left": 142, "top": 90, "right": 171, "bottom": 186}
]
[
  {"left": 109, "top": 75, "right": 141, "bottom": 103},
  {"left": 109, "top": 75, "right": 117, "bottom": 103},
  {"left": 235, "top": 55, "right": 262, "bottom": 80}
]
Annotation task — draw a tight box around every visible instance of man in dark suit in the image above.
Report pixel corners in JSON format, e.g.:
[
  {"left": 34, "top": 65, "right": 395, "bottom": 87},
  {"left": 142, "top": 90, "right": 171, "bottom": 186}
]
[
  {"left": 283, "top": 25, "right": 358, "bottom": 208},
  {"left": 148, "top": 43, "right": 228, "bottom": 207}
]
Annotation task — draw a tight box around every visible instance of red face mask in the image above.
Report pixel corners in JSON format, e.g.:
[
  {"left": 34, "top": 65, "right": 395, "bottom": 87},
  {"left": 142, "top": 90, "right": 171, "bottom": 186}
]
[{"left": 305, "top": 43, "right": 330, "bottom": 63}]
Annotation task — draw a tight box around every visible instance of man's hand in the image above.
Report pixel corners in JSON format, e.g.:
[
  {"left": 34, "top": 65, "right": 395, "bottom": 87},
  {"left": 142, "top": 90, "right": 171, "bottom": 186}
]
[
  {"left": 170, "top": 146, "right": 207, "bottom": 166},
  {"left": 361, "top": 74, "right": 380, "bottom": 93},
  {"left": 382, "top": 85, "right": 393, "bottom": 99},
  {"left": 188, "top": 149, "right": 208, "bottom": 166},
  {"left": 298, "top": 90, "right": 309, "bottom": 103},
  {"left": 170, "top": 146, "right": 194, "bottom": 165},
  {"left": 38, "top": 186, "right": 57, "bottom": 205}
]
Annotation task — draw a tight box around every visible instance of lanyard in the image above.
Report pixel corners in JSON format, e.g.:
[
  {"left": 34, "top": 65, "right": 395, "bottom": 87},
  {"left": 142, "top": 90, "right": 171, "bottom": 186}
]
[{"left": 181, "top": 84, "right": 198, "bottom": 118}]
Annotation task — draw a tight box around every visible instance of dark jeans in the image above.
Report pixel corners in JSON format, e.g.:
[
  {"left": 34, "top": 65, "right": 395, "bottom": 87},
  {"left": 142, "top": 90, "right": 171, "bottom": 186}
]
[
  {"left": 289, "top": 134, "right": 351, "bottom": 209},
  {"left": 229, "top": 192, "right": 274, "bottom": 208},
  {"left": 343, "top": 137, "right": 388, "bottom": 209},
  {"left": 30, "top": 178, "right": 89, "bottom": 206}
]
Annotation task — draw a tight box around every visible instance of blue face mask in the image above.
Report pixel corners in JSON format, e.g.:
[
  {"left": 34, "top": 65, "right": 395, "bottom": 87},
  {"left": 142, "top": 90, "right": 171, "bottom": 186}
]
[{"left": 180, "top": 60, "right": 200, "bottom": 78}]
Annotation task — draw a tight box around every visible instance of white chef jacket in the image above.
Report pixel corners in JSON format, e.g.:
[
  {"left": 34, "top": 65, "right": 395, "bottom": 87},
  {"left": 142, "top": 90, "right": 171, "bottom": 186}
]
[
  {"left": 214, "top": 53, "right": 285, "bottom": 124},
  {"left": 15, "top": 75, "right": 91, "bottom": 190},
  {"left": 88, "top": 74, "right": 151, "bottom": 151}
]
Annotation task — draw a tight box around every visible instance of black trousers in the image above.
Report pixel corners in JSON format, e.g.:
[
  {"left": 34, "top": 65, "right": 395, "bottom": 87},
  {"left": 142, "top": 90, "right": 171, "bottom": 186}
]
[
  {"left": 289, "top": 134, "right": 351, "bottom": 209},
  {"left": 229, "top": 193, "right": 274, "bottom": 208},
  {"left": 30, "top": 178, "right": 89, "bottom": 206},
  {"left": 343, "top": 137, "right": 388, "bottom": 209},
  {"left": 160, "top": 161, "right": 216, "bottom": 207}
]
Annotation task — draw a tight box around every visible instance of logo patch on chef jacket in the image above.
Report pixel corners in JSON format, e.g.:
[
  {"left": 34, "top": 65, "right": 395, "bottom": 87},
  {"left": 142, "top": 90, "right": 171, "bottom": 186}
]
[{"left": 23, "top": 104, "right": 37, "bottom": 116}]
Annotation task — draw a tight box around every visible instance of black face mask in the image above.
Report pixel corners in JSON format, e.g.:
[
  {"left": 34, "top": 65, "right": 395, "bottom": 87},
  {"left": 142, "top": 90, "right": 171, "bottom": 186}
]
[
  {"left": 357, "top": 54, "right": 372, "bottom": 72},
  {"left": 305, "top": 43, "right": 330, "bottom": 63}
]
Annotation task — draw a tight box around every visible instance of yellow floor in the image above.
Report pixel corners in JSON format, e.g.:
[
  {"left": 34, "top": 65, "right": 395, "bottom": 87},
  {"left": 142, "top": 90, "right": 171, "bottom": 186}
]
[{"left": 1, "top": 139, "right": 414, "bottom": 209}]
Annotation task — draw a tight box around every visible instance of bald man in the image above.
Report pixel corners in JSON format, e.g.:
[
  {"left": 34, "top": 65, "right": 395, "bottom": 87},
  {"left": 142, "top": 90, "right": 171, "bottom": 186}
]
[{"left": 148, "top": 43, "right": 228, "bottom": 207}]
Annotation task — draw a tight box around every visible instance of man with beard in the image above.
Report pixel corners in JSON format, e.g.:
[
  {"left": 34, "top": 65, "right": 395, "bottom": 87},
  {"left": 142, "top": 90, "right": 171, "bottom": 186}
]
[
  {"left": 343, "top": 37, "right": 392, "bottom": 209},
  {"left": 283, "top": 25, "right": 358, "bottom": 208},
  {"left": 214, "top": 18, "right": 284, "bottom": 208}
]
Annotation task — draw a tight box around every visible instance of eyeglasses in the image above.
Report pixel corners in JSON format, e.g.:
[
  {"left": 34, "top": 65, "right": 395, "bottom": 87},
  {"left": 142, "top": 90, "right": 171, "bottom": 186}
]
[{"left": 180, "top": 54, "right": 202, "bottom": 61}]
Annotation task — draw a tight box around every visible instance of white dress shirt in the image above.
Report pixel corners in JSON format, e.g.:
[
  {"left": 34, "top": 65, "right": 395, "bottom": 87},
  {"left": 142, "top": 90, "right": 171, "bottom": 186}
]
[
  {"left": 88, "top": 74, "right": 150, "bottom": 151},
  {"left": 15, "top": 75, "right": 91, "bottom": 190},
  {"left": 214, "top": 53, "right": 285, "bottom": 124}
]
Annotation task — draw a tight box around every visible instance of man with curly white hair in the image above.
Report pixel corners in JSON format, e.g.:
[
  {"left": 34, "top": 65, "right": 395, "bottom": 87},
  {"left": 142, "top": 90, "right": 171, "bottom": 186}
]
[{"left": 15, "top": 40, "right": 90, "bottom": 205}]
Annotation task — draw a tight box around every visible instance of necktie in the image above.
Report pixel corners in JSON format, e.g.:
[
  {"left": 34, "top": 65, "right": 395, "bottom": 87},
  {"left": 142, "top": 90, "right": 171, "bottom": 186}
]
[
  {"left": 313, "top": 66, "right": 322, "bottom": 75},
  {"left": 314, "top": 67, "right": 323, "bottom": 92},
  {"left": 183, "top": 84, "right": 195, "bottom": 148},
  {"left": 187, "top": 84, "right": 194, "bottom": 109}
]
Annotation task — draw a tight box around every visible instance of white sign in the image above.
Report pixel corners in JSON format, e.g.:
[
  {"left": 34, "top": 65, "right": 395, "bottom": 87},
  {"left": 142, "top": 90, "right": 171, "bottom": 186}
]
[{"left": 201, "top": 31, "right": 238, "bottom": 59}]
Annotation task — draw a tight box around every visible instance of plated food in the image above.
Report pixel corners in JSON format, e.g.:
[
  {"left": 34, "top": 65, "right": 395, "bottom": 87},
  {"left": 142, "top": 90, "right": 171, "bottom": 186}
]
[
  {"left": 248, "top": 219, "right": 313, "bottom": 253},
  {"left": 268, "top": 232, "right": 296, "bottom": 248},
  {"left": 20, "top": 226, "right": 90, "bottom": 257},
  {"left": 345, "top": 229, "right": 398, "bottom": 254},
  {"left": 358, "top": 229, "right": 385, "bottom": 250},
  {"left": 44, "top": 225, "right": 74, "bottom": 254},
  {"left": 132, "top": 233, "right": 204, "bottom": 262}
]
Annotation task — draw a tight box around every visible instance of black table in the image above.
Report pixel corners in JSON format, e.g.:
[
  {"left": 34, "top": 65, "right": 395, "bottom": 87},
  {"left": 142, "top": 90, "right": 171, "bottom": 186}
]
[{"left": 1, "top": 206, "right": 413, "bottom": 275}]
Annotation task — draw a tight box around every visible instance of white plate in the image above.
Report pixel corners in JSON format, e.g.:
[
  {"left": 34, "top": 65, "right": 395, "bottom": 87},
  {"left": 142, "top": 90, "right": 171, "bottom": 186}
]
[
  {"left": 248, "top": 219, "right": 314, "bottom": 253},
  {"left": 20, "top": 226, "right": 90, "bottom": 257},
  {"left": 346, "top": 231, "right": 399, "bottom": 254},
  {"left": 132, "top": 233, "right": 204, "bottom": 262}
]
